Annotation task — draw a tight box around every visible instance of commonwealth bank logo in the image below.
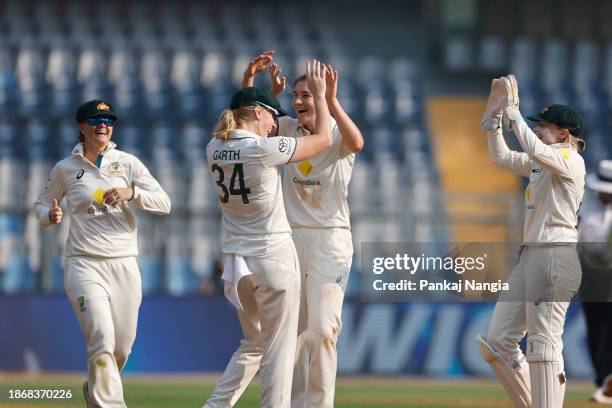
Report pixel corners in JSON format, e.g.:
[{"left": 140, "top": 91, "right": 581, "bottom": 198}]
[{"left": 298, "top": 160, "right": 313, "bottom": 177}]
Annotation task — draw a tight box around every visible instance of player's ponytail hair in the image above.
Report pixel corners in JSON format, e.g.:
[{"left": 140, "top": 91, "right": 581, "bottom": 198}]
[
  {"left": 567, "top": 134, "right": 586, "bottom": 151},
  {"left": 214, "top": 109, "right": 236, "bottom": 140},
  {"left": 214, "top": 107, "right": 259, "bottom": 140}
]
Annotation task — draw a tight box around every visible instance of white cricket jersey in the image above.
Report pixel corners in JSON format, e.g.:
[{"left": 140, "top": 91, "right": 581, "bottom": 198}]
[
  {"left": 487, "top": 120, "right": 585, "bottom": 244},
  {"left": 206, "top": 129, "right": 298, "bottom": 257},
  {"left": 33, "top": 142, "right": 171, "bottom": 258},
  {"left": 278, "top": 116, "right": 355, "bottom": 229}
]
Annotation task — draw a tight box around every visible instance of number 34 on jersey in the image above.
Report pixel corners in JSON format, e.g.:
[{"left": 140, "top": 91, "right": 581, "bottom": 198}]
[{"left": 211, "top": 163, "right": 251, "bottom": 204}]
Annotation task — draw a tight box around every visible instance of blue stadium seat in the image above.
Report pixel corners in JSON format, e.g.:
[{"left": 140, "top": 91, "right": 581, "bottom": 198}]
[
  {"left": 108, "top": 49, "right": 142, "bottom": 116},
  {"left": 181, "top": 121, "right": 207, "bottom": 164},
  {"left": 478, "top": 36, "right": 507, "bottom": 71},
  {"left": 201, "top": 52, "right": 231, "bottom": 89},
  {"left": 394, "top": 80, "right": 420, "bottom": 125},
  {"left": 510, "top": 37, "right": 538, "bottom": 91},
  {"left": 137, "top": 215, "right": 164, "bottom": 294},
  {"left": 170, "top": 50, "right": 203, "bottom": 118},
  {"left": 0, "top": 49, "right": 16, "bottom": 116},
  {"left": 189, "top": 218, "right": 219, "bottom": 284},
  {"left": 15, "top": 48, "right": 46, "bottom": 115},
  {"left": 25, "top": 119, "right": 51, "bottom": 161},
  {"left": 388, "top": 57, "right": 417, "bottom": 84},
  {"left": 0, "top": 157, "right": 26, "bottom": 210},
  {"left": 443, "top": 36, "right": 474, "bottom": 71},
  {"left": 540, "top": 38, "right": 569, "bottom": 96},
  {"left": 0, "top": 118, "right": 19, "bottom": 157},
  {"left": 77, "top": 49, "right": 111, "bottom": 103},
  {"left": 165, "top": 221, "right": 199, "bottom": 296},
  {"left": 363, "top": 83, "right": 392, "bottom": 124},
  {"left": 140, "top": 49, "right": 172, "bottom": 116},
  {"left": 115, "top": 120, "right": 144, "bottom": 159},
  {"left": 0, "top": 214, "right": 33, "bottom": 293},
  {"left": 46, "top": 48, "right": 78, "bottom": 117},
  {"left": 573, "top": 40, "right": 600, "bottom": 95},
  {"left": 56, "top": 119, "right": 78, "bottom": 159}
]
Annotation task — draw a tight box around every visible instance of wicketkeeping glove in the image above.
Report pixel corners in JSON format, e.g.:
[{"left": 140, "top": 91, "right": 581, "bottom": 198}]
[
  {"left": 502, "top": 74, "right": 521, "bottom": 130},
  {"left": 480, "top": 78, "right": 505, "bottom": 132}
]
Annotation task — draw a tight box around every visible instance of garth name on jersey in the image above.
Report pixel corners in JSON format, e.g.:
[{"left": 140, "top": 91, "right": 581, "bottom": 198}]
[{"left": 213, "top": 150, "right": 240, "bottom": 161}]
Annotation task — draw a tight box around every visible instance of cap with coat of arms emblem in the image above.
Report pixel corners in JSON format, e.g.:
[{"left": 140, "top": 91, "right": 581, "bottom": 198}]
[
  {"left": 526, "top": 104, "right": 583, "bottom": 137},
  {"left": 75, "top": 99, "right": 118, "bottom": 123}
]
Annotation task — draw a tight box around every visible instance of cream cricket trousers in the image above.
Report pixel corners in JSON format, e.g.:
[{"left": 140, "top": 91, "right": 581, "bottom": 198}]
[
  {"left": 485, "top": 244, "right": 581, "bottom": 407},
  {"left": 290, "top": 227, "right": 353, "bottom": 408},
  {"left": 204, "top": 239, "right": 301, "bottom": 408},
  {"left": 64, "top": 256, "right": 142, "bottom": 408}
]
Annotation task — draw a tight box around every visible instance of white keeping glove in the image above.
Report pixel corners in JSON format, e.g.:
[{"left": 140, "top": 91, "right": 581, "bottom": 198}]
[
  {"left": 502, "top": 74, "right": 521, "bottom": 129},
  {"left": 480, "top": 78, "right": 505, "bottom": 132}
]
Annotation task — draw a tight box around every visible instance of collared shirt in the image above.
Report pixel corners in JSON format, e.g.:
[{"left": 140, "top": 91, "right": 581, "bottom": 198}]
[
  {"left": 33, "top": 142, "right": 171, "bottom": 258},
  {"left": 278, "top": 116, "right": 355, "bottom": 229},
  {"left": 487, "top": 119, "right": 585, "bottom": 244},
  {"left": 206, "top": 129, "right": 298, "bottom": 257}
]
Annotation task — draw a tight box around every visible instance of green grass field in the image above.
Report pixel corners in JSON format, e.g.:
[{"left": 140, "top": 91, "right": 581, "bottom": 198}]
[{"left": 0, "top": 374, "right": 598, "bottom": 407}]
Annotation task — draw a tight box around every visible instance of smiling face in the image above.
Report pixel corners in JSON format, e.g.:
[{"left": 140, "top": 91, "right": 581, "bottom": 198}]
[
  {"left": 533, "top": 122, "right": 568, "bottom": 145},
  {"left": 79, "top": 118, "right": 114, "bottom": 150},
  {"left": 255, "top": 107, "right": 277, "bottom": 137},
  {"left": 292, "top": 79, "right": 316, "bottom": 131}
]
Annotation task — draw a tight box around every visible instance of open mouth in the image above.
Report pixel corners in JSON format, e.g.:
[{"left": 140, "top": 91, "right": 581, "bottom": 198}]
[{"left": 296, "top": 108, "right": 308, "bottom": 114}]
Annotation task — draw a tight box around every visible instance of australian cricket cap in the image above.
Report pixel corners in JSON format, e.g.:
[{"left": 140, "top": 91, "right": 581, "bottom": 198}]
[
  {"left": 230, "top": 87, "right": 289, "bottom": 117},
  {"left": 526, "top": 104, "right": 584, "bottom": 137},
  {"left": 75, "top": 99, "right": 118, "bottom": 123}
]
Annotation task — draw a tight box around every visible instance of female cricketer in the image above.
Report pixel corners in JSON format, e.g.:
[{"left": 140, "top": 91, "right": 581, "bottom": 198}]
[
  {"left": 203, "top": 60, "right": 333, "bottom": 408},
  {"left": 242, "top": 51, "right": 364, "bottom": 408},
  {"left": 33, "top": 100, "right": 171, "bottom": 407},
  {"left": 478, "top": 75, "right": 585, "bottom": 408}
]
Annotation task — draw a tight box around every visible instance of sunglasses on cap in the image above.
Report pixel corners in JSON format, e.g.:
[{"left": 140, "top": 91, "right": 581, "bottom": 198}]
[
  {"left": 86, "top": 117, "right": 115, "bottom": 126},
  {"left": 254, "top": 102, "right": 279, "bottom": 119}
]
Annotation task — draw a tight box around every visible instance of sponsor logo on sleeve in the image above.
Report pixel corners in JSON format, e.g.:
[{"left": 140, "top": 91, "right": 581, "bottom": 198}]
[{"left": 279, "top": 137, "right": 288, "bottom": 153}]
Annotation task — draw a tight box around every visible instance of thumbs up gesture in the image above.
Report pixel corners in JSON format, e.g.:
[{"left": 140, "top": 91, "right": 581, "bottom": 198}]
[{"left": 49, "top": 198, "right": 63, "bottom": 224}]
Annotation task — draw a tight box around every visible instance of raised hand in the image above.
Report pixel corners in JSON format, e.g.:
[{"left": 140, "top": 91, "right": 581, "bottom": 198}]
[
  {"left": 502, "top": 74, "right": 521, "bottom": 129},
  {"left": 268, "top": 63, "right": 286, "bottom": 96},
  {"left": 242, "top": 51, "right": 274, "bottom": 87},
  {"left": 480, "top": 77, "right": 505, "bottom": 132},
  {"left": 324, "top": 63, "right": 338, "bottom": 103},
  {"left": 305, "top": 59, "right": 327, "bottom": 98},
  {"left": 49, "top": 198, "right": 63, "bottom": 224},
  {"left": 103, "top": 187, "right": 133, "bottom": 208}
]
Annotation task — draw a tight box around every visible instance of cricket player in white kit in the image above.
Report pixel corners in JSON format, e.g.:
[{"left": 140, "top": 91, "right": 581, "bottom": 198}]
[
  {"left": 241, "top": 52, "right": 364, "bottom": 408},
  {"left": 203, "top": 60, "right": 333, "bottom": 408},
  {"left": 478, "top": 76, "right": 586, "bottom": 408},
  {"left": 33, "top": 100, "right": 171, "bottom": 408}
]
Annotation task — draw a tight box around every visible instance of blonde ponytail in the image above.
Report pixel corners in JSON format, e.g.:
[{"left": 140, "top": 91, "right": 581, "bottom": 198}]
[
  {"left": 567, "top": 134, "right": 586, "bottom": 151},
  {"left": 213, "top": 107, "right": 259, "bottom": 140},
  {"left": 214, "top": 109, "right": 237, "bottom": 140}
]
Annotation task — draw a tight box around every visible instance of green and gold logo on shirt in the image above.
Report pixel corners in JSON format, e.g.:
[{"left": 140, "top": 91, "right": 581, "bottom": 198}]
[{"left": 106, "top": 161, "right": 124, "bottom": 175}]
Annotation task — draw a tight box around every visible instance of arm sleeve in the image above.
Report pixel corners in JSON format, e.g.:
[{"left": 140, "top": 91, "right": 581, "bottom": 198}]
[
  {"left": 335, "top": 123, "right": 354, "bottom": 159},
  {"left": 486, "top": 127, "right": 533, "bottom": 177},
  {"left": 277, "top": 116, "right": 296, "bottom": 138},
  {"left": 260, "top": 136, "right": 298, "bottom": 167},
  {"left": 507, "top": 109, "right": 575, "bottom": 176},
  {"left": 130, "top": 157, "right": 172, "bottom": 215},
  {"left": 33, "top": 164, "right": 66, "bottom": 227}
]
